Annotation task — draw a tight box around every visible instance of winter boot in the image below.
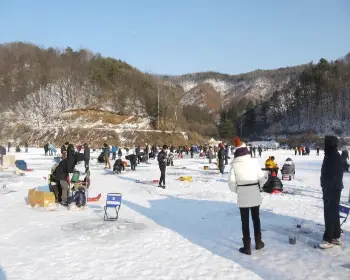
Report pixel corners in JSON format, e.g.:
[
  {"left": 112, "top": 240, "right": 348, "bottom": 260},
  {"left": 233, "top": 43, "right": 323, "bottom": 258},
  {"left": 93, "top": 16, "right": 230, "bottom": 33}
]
[
  {"left": 255, "top": 233, "right": 265, "bottom": 250},
  {"left": 239, "top": 238, "right": 251, "bottom": 255}
]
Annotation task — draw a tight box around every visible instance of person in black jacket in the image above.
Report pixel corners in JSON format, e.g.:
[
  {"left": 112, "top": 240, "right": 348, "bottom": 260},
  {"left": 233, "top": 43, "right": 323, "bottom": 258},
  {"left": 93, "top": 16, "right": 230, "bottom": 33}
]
[
  {"left": 113, "top": 158, "right": 124, "bottom": 174},
  {"left": 217, "top": 143, "right": 225, "bottom": 175},
  {"left": 319, "top": 136, "right": 344, "bottom": 249},
  {"left": 157, "top": 145, "right": 167, "bottom": 189},
  {"left": 44, "top": 143, "right": 49, "bottom": 156},
  {"left": 190, "top": 145, "right": 194, "bottom": 158},
  {"left": 135, "top": 145, "right": 141, "bottom": 164},
  {"left": 83, "top": 143, "right": 90, "bottom": 171},
  {"left": 341, "top": 149, "right": 349, "bottom": 172},
  {"left": 126, "top": 154, "right": 137, "bottom": 171},
  {"left": 54, "top": 152, "right": 70, "bottom": 206}
]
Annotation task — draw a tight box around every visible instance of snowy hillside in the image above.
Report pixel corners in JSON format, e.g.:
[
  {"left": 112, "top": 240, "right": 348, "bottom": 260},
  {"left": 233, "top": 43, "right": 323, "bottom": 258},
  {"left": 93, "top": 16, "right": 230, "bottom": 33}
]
[
  {"left": 168, "top": 67, "right": 302, "bottom": 110},
  {"left": 1, "top": 149, "right": 349, "bottom": 279}
]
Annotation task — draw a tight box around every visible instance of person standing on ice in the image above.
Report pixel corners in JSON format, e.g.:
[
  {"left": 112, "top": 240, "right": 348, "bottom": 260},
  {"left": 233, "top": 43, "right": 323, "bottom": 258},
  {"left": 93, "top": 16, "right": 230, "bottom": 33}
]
[
  {"left": 319, "top": 135, "right": 344, "bottom": 249},
  {"left": 83, "top": 143, "right": 90, "bottom": 171},
  {"left": 103, "top": 143, "right": 111, "bottom": 169},
  {"left": 54, "top": 151, "right": 70, "bottom": 206},
  {"left": 258, "top": 146, "right": 262, "bottom": 157},
  {"left": 111, "top": 145, "right": 117, "bottom": 160},
  {"left": 228, "top": 136, "right": 265, "bottom": 255},
  {"left": 217, "top": 143, "right": 225, "bottom": 175},
  {"left": 157, "top": 145, "right": 167, "bottom": 189},
  {"left": 208, "top": 146, "right": 213, "bottom": 164}
]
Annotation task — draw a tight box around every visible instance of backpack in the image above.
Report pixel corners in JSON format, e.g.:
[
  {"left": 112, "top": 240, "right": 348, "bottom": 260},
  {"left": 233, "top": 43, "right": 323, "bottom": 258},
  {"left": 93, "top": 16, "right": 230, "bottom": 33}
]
[
  {"left": 50, "top": 163, "right": 59, "bottom": 183},
  {"left": 15, "top": 160, "right": 27, "bottom": 171}
]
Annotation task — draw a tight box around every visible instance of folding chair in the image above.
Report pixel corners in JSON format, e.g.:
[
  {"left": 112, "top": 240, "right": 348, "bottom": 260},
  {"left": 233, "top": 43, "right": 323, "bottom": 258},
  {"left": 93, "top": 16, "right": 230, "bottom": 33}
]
[
  {"left": 104, "top": 193, "right": 122, "bottom": 221},
  {"left": 339, "top": 203, "right": 350, "bottom": 227}
]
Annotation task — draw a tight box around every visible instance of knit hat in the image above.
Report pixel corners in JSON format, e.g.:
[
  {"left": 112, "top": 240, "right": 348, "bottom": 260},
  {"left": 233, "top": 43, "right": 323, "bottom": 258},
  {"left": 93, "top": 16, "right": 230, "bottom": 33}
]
[{"left": 233, "top": 136, "right": 242, "bottom": 147}]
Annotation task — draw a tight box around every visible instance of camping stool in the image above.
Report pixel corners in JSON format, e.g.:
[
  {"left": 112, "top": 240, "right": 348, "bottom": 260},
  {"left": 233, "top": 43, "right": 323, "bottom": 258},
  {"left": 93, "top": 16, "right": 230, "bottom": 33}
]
[
  {"left": 104, "top": 193, "right": 122, "bottom": 221},
  {"left": 339, "top": 203, "right": 350, "bottom": 228}
]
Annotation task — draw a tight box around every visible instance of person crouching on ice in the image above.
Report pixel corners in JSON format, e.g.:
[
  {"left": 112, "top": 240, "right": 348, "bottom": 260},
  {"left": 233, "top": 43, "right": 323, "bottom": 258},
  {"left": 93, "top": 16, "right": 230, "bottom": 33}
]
[
  {"left": 113, "top": 158, "right": 124, "bottom": 174},
  {"left": 228, "top": 136, "right": 265, "bottom": 255}
]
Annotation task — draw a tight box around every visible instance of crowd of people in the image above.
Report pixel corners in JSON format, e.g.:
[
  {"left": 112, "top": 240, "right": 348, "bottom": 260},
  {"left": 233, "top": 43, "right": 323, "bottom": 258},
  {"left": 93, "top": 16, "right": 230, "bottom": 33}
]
[{"left": 1, "top": 136, "right": 349, "bottom": 255}]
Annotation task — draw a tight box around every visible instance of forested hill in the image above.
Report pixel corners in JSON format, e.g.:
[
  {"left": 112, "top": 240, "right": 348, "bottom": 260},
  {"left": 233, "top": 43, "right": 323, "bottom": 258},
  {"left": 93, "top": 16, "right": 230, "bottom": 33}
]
[{"left": 218, "top": 54, "right": 350, "bottom": 139}]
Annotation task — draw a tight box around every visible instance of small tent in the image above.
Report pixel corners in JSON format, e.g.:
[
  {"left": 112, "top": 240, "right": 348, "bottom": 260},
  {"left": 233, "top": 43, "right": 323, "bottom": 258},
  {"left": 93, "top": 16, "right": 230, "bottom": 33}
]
[{"left": 208, "top": 138, "right": 216, "bottom": 146}]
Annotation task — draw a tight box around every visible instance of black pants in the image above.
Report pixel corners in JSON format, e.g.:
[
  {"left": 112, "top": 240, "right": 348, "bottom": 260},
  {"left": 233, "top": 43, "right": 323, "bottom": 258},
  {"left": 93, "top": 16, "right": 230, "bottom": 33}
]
[
  {"left": 84, "top": 159, "right": 89, "bottom": 170},
  {"left": 130, "top": 162, "right": 136, "bottom": 171},
  {"left": 49, "top": 182, "right": 62, "bottom": 203},
  {"left": 112, "top": 152, "right": 116, "bottom": 160},
  {"left": 323, "top": 192, "right": 341, "bottom": 243},
  {"left": 239, "top": 206, "right": 261, "bottom": 239},
  {"left": 159, "top": 166, "right": 166, "bottom": 186}
]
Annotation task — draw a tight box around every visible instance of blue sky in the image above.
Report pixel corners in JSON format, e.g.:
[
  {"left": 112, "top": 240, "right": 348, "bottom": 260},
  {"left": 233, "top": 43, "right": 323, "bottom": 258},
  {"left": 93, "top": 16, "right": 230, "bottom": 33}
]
[{"left": 0, "top": 0, "right": 349, "bottom": 75}]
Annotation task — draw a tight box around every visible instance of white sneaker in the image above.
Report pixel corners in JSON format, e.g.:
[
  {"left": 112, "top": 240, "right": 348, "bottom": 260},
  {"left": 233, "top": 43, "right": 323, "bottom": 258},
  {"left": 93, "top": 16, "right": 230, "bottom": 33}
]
[
  {"left": 319, "top": 241, "right": 333, "bottom": 249},
  {"left": 332, "top": 239, "right": 341, "bottom": 245}
]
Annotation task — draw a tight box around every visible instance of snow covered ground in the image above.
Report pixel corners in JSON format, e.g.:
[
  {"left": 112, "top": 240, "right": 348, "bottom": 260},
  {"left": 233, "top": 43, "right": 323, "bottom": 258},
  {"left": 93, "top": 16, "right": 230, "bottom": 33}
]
[{"left": 0, "top": 149, "right": 349, "bottom": 280}]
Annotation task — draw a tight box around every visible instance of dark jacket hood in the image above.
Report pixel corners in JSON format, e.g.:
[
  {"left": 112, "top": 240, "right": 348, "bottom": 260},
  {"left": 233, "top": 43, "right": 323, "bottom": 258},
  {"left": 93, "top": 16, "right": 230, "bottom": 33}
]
[{"left": 324, "top": 135, "right": 338, "bottom": 155}]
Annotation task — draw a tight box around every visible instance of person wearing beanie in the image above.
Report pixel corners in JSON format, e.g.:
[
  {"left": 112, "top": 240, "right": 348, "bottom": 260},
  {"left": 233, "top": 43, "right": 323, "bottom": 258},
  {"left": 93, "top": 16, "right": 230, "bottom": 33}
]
[
  {"left": 319, "top": 135, "right": 344, "bottom": 249},
  {"left": 228, "top": 136, "right": 265, "bottom": 255}
]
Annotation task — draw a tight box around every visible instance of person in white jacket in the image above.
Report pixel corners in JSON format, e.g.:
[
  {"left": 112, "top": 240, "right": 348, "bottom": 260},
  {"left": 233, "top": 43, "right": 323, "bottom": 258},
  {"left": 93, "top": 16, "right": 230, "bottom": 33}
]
[{"left": 228, "top": 136, "right": 266, "bottom": 255}]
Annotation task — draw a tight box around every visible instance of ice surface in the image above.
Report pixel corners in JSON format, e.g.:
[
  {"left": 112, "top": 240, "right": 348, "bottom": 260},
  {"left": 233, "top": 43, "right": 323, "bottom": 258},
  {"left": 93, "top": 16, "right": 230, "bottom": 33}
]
[{"left": 0, "top": 148, "right": 349, "bottom": 280}]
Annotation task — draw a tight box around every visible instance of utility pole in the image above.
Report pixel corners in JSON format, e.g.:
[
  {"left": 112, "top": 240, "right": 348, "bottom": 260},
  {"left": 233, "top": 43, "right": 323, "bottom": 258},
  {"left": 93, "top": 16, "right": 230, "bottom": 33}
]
[{"left": 157, "top": 82, "right": 160, "bottom": 130}]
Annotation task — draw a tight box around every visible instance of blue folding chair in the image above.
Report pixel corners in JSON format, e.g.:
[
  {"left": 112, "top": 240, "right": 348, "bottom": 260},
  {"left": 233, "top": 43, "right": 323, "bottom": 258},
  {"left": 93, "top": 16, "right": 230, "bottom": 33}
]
[
  {"left": 339, "top": 203, "right": 350, "bottom": 227},
  {"left": 104, "top": 193, "right": 122, "bottom": 221}
]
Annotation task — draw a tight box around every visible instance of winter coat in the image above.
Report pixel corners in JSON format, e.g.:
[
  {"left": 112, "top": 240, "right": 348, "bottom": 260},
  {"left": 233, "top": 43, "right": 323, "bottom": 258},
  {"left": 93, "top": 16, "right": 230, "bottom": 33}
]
[
  {"left": 217, "top": 147, "right": 225, "bottom": 167},
  {"left": 321, "top": 136, "right": 344, "bottom": 198},
  {"left": 0, "top": 145, "right": 6, "bottom": 156},
  {"left": 262, "top": 175, "right": 283, "bottom": 193},
  {"left": 54, "top": 158, "right": 69, "bottom": 181},
  {"left": 281, "top": 159, "right": 295, "bottom": 175},
  {"left": 125, "top": 154, "right": 137, "bottom": 164},
  {"left": 265, "top": 157, "right": 278, "bottom": 169},
  {"left": 84, "top": 146, "right": 90, "bottom": 161},
  {"left": 341, "top": 150, "right": 349, "bottom": 161},
  {"left": 103, "top": 146, "right": 109, "bottom": 158},
  {"left": 113, "top": 159, "right": 124, "bottom": 171},
  {"left": 228, "top": 145, "right": 265, "bottom": 208},
  {"left": 157, "top": 150, "right": 167, "bottom": 169},
  {"left": 118, "top": 149, "right": 122, "bottom": 157},
  {"left": 208, "top": 149, "right": 213, "bottom": 159},
  {"left": 111, "top": 146, "right": 117, "bottom": 153},
  {"left": 44, "top": 143, "right": 49, "bottom": 151}
]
